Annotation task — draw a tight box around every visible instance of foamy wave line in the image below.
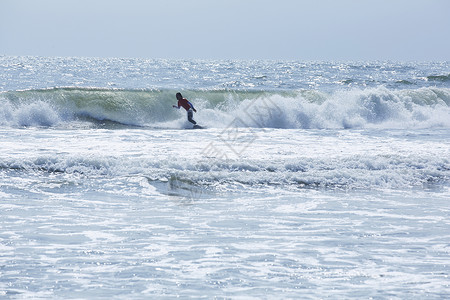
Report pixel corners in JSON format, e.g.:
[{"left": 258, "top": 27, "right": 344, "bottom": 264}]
[
  {"left": 1, "top": 87, "right": 449, "bottom": 129},
  {"left": 1, "top": 153, "right": 448, "bottom": 190}
]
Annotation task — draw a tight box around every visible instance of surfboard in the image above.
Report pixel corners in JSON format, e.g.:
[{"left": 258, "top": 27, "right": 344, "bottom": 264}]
[{"left": 192, "top": 124, "right": 205, "bottom": 129}]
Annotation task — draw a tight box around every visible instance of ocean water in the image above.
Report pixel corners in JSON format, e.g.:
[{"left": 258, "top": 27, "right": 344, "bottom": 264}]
[{"left": 1, "top": 56, "right": 450, "bottom": 298}]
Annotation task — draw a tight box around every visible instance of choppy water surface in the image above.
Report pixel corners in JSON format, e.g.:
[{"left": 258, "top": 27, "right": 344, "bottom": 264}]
[{"left": 1, "top": 56, "right": 449, "bottom": 298}]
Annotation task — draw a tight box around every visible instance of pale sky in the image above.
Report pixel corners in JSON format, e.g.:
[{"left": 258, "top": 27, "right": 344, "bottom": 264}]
[{"left": 1, "top": 0, "right": 449, "bottom": 61}]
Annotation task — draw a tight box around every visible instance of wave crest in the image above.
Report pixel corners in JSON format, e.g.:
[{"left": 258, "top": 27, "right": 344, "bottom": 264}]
[
  {"left": 1, "top": 151, "right": 449, "bottom": 190},
  {"left": 1, "top": 87, "right": 449, "bottom": 129}
]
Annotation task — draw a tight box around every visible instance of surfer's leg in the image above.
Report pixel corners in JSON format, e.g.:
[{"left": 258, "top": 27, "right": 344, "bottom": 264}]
[{"left": 187, "top": 110, "right": 196, "bottom": 125}]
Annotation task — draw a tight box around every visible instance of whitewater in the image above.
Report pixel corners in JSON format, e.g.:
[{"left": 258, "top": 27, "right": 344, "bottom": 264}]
[{"left": 1, "top": 56, "right": 450, "bottom": 298}]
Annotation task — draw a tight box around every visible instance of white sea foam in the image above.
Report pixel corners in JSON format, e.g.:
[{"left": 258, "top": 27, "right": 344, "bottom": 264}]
[
  {"left": 1, "top": 58, "right": 450, "bottom": 299},
  {"left": 198, "top": 87, "right": 450, "bottom": 129},
  {"left": 1, "top": 87, "right": 449, "bottom": 129},
  {"left": 1, "top": 127, "right": 448, "bottom": 191}
]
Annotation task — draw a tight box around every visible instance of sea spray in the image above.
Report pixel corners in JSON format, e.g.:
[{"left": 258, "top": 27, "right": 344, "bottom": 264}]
[
  {"left": 1, "top": 87, "right": 449, "bottom": 129},
  {"left": 1, "top": 128, "right": 448, "bottom": 190},
  {"left": 1, "top": 57, "right": 450, "bottom": 299}
]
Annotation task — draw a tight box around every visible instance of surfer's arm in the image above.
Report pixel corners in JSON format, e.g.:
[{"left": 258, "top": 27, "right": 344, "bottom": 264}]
[
  {"left": 188, "top": 101, "right": 197, "bottom": 112},
  {"left": 172, "top": 105, "right": 180, "bottom": 109}
]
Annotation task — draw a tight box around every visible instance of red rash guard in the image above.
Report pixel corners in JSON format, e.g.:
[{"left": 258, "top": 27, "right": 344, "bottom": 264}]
[{"left": 177, "top": 98, "right": 192, "bottom": 111}]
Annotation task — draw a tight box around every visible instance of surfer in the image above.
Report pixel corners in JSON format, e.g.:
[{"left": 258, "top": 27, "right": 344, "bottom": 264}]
[{"left": 173, "top": 92, "right": 197, "bottom": 125}]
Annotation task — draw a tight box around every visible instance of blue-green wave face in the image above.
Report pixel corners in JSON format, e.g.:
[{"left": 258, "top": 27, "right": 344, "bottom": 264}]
[{"left": 1, "top": 87, "right": 450, "bottom": 129}]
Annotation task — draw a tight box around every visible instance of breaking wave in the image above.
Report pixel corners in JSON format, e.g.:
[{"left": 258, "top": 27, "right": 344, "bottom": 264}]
[
  {"left": 1, "top": 150, "right": 449, "bottom": 191},
  {"left": 1, "top": 87, "right": 450, "bottom": 129},
  {"left": 427, "top": 74, "right": 450, "bottom": 82}
]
